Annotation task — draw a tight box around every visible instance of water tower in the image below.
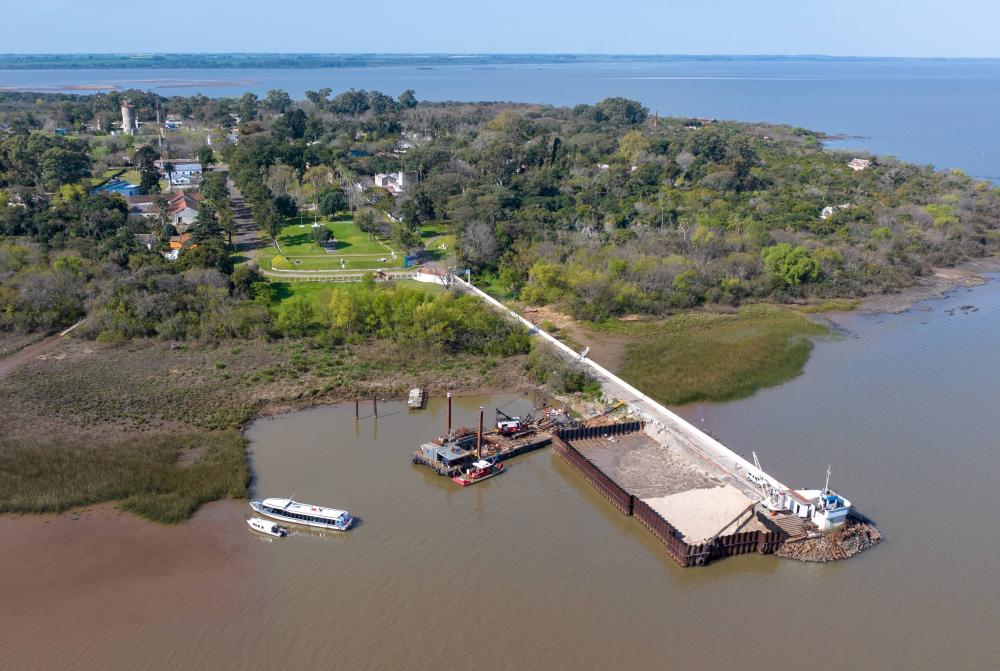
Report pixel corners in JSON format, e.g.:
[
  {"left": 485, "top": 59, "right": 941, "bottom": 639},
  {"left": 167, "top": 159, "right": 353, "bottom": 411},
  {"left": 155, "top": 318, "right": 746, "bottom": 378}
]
[{"left": 120, "top": 102, "right": 137, "bottom": 135}]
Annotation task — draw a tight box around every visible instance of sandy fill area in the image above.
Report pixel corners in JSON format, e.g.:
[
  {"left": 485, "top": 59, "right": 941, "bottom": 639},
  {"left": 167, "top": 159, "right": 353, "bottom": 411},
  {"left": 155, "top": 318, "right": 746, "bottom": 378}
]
[{"left": 643, "top": 485, "right": 759, "bottom": 543}]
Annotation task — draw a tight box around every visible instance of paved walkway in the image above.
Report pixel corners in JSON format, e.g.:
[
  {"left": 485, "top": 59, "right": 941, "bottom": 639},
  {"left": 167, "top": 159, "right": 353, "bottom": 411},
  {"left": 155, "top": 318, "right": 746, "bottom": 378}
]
[{"left": 227, "top": 178, "right": 268, "bottom": 262}]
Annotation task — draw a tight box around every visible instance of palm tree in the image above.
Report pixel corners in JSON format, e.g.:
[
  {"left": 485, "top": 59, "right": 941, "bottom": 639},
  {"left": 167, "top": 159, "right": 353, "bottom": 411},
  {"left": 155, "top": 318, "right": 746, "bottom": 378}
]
[{"left": 163, "top": 161, "right": 175, "bottom": 193}]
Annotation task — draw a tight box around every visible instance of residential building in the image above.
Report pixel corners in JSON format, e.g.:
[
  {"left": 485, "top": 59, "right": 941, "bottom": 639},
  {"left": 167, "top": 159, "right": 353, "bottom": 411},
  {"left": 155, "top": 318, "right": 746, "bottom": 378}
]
[
  {"left": 373, "top": 171, "right": 418, "bottom": 195},
  {"left": 155, "top": 159, "right": 203, "bottom": 186},
  {"left": 125, "top": 192, "right": 200, "bottom": 231},
  {"left": 166, "top": 193, "right": 200, "bottom": 230},
  {"left": 125, "top": 195, "right": 160, "bottom": 218},
  {"left": 848, "top": 158, "right": 872, "bottom": 171}
]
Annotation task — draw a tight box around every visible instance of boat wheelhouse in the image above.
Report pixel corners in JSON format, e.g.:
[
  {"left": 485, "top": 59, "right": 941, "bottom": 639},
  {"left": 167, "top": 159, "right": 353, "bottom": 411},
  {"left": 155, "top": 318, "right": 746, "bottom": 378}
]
[
  {"left": 451, "top": 458, "right": 505, "bottom": 486},
  {"left": 250, "top": 498, "right": 353, "bottom": 531}
]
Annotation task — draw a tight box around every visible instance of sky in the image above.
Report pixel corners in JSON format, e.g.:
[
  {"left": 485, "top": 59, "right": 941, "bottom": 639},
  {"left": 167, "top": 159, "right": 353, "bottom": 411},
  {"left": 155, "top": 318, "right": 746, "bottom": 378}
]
[{"left": 2, "top": 0, "right": 998, "bottom": 58}]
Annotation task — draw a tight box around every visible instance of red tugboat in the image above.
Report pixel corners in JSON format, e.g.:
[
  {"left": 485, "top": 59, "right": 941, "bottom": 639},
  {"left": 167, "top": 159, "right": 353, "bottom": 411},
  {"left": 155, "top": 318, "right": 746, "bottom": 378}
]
[{"left": 451, "top": 459, "right": 505, "bottom": 486}]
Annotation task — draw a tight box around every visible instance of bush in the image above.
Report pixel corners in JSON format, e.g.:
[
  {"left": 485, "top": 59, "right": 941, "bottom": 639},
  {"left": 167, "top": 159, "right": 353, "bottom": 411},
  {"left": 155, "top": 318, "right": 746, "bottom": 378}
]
[
  {"left": 762, "top": 243, "right": 819, "bottom": 287},
  {"left": 326, "top": 284, "right": 530, "bottom": 355},
  {"left": 275, "top": 295, "right": 317, "bottom": 337}
]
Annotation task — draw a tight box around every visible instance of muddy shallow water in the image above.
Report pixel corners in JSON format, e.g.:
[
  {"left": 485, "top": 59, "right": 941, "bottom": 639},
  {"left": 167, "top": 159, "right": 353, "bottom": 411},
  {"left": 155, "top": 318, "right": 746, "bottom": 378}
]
[{"left": 3, "top": 280, "right": 1000, "bottom": 670}]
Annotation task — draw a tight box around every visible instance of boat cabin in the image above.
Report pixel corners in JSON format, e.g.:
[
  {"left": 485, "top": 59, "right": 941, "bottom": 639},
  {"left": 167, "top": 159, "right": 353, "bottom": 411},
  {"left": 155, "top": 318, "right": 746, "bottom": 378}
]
[{"left": 420, "top": 442, "right": 471, "bottom": 467}]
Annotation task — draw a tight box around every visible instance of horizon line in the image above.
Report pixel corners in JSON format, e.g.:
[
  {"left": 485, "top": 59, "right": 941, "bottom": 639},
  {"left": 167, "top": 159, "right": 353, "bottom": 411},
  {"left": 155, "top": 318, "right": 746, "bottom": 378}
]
[{"left": 2, "top": 52, "right": 1000, "bottom": 61}]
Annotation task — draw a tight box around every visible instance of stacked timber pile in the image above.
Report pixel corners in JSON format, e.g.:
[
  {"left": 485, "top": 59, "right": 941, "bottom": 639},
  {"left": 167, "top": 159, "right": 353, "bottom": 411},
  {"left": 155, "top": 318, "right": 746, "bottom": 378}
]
[{"left": 777, "top": 517, "right": 882, "bottom": 562}]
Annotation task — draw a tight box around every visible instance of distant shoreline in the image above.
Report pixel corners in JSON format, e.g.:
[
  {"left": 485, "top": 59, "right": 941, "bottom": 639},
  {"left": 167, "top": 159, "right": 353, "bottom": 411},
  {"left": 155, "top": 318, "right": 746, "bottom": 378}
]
[{"left": 2, "top": 53, "right": 1000, "bottom": 70}]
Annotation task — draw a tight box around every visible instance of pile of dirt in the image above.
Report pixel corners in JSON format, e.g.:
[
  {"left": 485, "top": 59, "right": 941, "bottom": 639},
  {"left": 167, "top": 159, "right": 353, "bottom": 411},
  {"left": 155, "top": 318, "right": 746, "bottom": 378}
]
[{"left": 777, "top": 518, "right": 883, "bottom": 562}]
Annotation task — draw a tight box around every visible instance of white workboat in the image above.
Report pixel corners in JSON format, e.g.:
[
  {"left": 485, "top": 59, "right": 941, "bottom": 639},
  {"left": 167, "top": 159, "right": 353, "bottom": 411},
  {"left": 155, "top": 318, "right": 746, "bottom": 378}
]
[
  {"left": 247, "top": 516, "right": 289, "bottom": 538},
  {"left": 250, "top": 498, "right": 354, "bottom": 531},
  {"left": 408, "top": 387, "right": 425, "bottom": 409}
]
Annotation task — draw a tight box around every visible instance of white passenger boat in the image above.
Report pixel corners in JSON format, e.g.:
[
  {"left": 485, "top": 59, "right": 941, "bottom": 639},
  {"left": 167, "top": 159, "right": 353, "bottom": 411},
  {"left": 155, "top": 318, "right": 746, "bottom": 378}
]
[
  {"left": 250, "top": 498, "right": 354, "bottom": 531},
  {"left": 247, "top": 516, "right": 289, "bottom": 538}
]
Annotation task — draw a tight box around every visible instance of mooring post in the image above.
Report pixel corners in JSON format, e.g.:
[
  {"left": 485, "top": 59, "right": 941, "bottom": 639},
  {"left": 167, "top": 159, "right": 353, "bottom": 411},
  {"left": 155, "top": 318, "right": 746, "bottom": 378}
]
[
  {"left": 446, "top": 392, "right": 453, "bottom": 437},
  {"left": 355, "top": 399, "right": 359, "bottom": 419},
  {"left": 373, "top": 397, "right": 378, "bottom": 418},
  {"left": 477, "top": 406, "right": 484, "bottom": 459}
]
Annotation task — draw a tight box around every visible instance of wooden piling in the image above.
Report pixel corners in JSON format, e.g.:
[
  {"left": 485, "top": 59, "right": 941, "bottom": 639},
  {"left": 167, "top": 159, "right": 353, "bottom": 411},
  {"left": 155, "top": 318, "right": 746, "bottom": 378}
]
[
  {"left": 373, "top": 397, "right": 378, "bottom": 418},
  {"left": 355, "top": 399, "right": 359, "bottom": 419},
  {"left": 477, "top": 406, "right": 484, "bottom": 459},
  {"left": 446, "top": 392, "right": 452, "bottom": 437}
]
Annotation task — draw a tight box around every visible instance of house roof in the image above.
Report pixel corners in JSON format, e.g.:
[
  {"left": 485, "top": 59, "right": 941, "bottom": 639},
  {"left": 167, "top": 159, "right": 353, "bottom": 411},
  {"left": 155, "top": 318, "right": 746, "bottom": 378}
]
[
  {"left": 126, "top": 195, "right": 158, "bottom": 205},
  {"left": 167, "top": 192, "right": 199, "bottom": 215},
  {"left": 168, "top": 233, "right": 193, "bottom": 250}
]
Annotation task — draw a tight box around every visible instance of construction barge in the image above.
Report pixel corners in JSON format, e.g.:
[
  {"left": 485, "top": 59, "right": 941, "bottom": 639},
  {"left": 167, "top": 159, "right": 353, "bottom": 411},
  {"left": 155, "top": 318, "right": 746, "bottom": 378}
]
[
  {"left": 412, "top": 393, "right": 570, "bottom": 477},
  {"left": 409, "top": 392, "right": 879, "bottom": 567},
  {"left": 552, "top": 421, "right": 880, "bottom": 567}
]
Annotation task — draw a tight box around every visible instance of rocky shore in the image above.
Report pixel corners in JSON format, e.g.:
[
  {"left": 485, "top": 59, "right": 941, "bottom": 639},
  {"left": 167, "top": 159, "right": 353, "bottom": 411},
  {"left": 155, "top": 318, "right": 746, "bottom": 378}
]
[
  {"left": 856, "top": 257, "right": 1000, "bottom": 314},
  {"left": 776, "top": 517, "right": 883, "bottom": 563}
]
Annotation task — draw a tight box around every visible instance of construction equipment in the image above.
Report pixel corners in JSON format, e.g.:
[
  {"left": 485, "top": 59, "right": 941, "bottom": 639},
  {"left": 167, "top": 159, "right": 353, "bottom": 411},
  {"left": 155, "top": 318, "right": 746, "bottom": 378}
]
[{"left": 495, "top": 408, "right": 532, "bottom": 436}]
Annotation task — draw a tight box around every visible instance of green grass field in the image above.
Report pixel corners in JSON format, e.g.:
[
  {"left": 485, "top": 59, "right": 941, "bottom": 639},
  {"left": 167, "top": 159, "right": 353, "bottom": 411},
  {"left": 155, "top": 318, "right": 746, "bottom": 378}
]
[
  {"left": 257, "top": 216, "right": 457, "bottom": 272},
  {"left": 260, "top": 216, "right": 404, "bottom": 271},
  {"left": 270, "top": 279, "right": 444, "bottom": 310},
  {"left": 271, "top": 255, "right": 403, "bottom": 271},
  {"left": 279, "top": 217, "right": 390, "bottom": 255}
]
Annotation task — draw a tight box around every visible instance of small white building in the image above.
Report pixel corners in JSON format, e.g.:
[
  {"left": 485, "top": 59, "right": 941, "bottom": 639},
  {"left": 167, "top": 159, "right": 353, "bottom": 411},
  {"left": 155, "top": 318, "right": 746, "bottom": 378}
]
[
  {"left": 373, "top": 171, "right": 417, "bottom": 195},
  {"left": 156, "top": 160, "right": 203, "bottom": 186},
  {"left": 848, "top": 158, "right": 872, "bottom": 171},
  {"left": 820, "top": 203, "right": 852, "bottom": 220}
]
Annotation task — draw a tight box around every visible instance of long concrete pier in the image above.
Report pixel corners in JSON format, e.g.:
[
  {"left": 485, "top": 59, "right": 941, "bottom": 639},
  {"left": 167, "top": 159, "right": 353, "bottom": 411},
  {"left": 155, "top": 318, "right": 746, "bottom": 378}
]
[{"left": 451, "top": 276, "right": 790, "bottom": 501}]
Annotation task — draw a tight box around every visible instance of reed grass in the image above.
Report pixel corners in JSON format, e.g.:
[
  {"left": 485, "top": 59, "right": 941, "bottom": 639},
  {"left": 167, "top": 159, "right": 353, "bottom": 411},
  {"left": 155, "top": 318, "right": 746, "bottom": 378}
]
[
  {"left": 0, "top": 432, "right": 248, "bottom": 523},
  {"left": 0, "top": 336, "right": 528, "bottom": 522},
  {"left": 617, "top": 305, "right": 831, "bottom": 405}
]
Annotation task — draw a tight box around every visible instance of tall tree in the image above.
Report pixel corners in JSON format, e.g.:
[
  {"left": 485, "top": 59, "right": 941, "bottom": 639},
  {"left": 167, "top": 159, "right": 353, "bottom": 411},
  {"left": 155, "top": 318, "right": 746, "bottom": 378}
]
[
  {"left": 133, "top": 145, "right": 160, "bottom": 194},
  {"left": 197, "top": 145, "right": 215, "bottom": 168},
  {"left": 264, "top": 89, "right": 293, "bottom": 114},
  {"left": 237, "top": 93, "right": 258, "bottom": 122}
]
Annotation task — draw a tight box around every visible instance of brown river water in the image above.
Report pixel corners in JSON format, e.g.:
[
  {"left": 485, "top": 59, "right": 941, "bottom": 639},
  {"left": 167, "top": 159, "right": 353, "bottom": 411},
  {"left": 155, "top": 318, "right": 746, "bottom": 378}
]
[{"left": 2, "top": 281, "right": 999, "bottom": 670}]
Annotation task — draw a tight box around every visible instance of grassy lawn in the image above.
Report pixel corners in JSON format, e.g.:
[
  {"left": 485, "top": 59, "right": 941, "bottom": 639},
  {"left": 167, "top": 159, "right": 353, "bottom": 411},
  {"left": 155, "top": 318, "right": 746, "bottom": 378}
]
[
  {"left": 260, "top": 216, "right": 405, "bottom": 271},
  {"left": 420, "top": 221, "right": 455, "bottom": 262},
  {"left": 278, "top": 216, "right": 390, "bottom": 255},
  {"left": 271, "top": 255, "right": 403, "bottom": 271},
  {"left": 614, "top": 305, "right": 832, "bottom": 405},
  {"left": 270, "top": 279, "right": 444, "bottom": 310}
]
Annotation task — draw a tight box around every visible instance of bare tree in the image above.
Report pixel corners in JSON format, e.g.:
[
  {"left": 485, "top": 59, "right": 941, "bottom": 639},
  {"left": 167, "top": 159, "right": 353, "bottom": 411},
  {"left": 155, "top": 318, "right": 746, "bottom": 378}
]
[{"left": 460, "top": 221, "right": 499, "bottom": 267}]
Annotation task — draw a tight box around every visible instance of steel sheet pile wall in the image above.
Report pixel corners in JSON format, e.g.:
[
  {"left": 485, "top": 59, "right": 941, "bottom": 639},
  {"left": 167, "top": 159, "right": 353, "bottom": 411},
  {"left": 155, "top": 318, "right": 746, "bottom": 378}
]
[
  {"left": 555, "top": 423, "right": 784, "bottom": 567},
  {"left": 631, "top": 497, "right": 693, "bottom": 565},
  {"left": 552, "top": 434, "right": 633, "bottom": 514},
  {"left": 556, "top": 421, "right": 644, "bottom": 442}
]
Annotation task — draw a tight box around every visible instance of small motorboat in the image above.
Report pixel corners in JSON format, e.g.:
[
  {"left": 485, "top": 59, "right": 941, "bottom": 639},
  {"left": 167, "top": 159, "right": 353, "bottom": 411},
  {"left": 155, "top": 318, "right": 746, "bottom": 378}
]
[
  {"left": 408, "top": 387, "right": 425, "bottom": 410},
  {"left": 451, "top": 459, "right": 505, "bottom": 486},
  {"left": 247, "top": 517, "right": 289, "bottom": 538}
]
